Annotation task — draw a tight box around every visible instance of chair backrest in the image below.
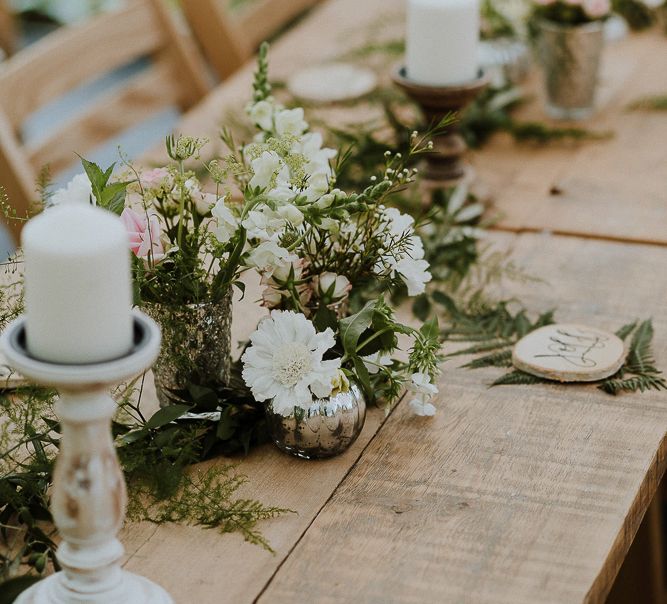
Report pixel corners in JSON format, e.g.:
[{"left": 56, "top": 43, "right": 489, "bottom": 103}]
[
  {"left": 0, "top": 0, "right": 16, "bottom": 57},
  {"left": 181, "top": 0, "right": 320, "bottom": 81},
  {"left": 0, "top": 0, "right": 211, "bottom": 240}
]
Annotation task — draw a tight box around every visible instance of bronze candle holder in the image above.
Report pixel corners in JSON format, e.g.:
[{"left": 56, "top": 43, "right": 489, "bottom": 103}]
[{"left": 392, "top": 67, "right": 489, "bottom": 187}]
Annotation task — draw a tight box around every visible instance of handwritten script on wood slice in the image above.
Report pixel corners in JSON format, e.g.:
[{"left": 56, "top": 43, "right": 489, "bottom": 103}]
[
  {"left": 512, "top": 324, "right": 627, "bottom": 382},
  {"left": 287, "top": 63, "right": 377, "bottom": 103}
]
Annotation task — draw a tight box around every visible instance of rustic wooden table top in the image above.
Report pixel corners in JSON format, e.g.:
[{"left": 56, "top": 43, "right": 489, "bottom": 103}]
[{"left": 128, "top": 1, "right": 667, "bottom": 602}]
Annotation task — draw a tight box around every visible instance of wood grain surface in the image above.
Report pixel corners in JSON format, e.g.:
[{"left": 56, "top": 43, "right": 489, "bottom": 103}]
[{"left": 127, "top": 0, "right": 667, "bottom": 601}]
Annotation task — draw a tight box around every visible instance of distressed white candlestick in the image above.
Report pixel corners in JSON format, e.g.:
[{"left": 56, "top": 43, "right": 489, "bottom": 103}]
[
  {"left": 1, "top": 312, "right": 171, "bottom": 604},
  {"left": 406, "top": 0, "right": 480, "bottom": 86},
  {"left": 22, "top": 204, "right": 133, "bottom": 364}
]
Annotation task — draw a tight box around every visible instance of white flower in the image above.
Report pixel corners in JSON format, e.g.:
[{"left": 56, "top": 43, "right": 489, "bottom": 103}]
[
  {"left": 242, "top": 207, "right": 286, "bottom": 241},
  {"left": 242, "top": 310, "right": 341, "bottom": 414},
  {"left": 249, "top": 100, "right": 274, "bottom": 131},
  {"left": 383, "top": 207, "right": 414, "bottom": 237},
  {"left": 396, "top": 256, "right": 432, "bottom": 296},
  {"left": 247, "top": 241, "right": 297, "bottom": 272},
  {"left": 583, "top": 0, "right": 610, "bottom": 17},
  {"left": 276, "top": 203, "right": 304, "bottom": 225},
  {"left": 249, "top": 151, "right": 288, "bottom": 190},
  {"left": 361, "top": 352, "right": 393, "bottom": 375},
  {"left": 409, "top": 372, "right": 438, "bottom": 396},
  {"left": 302, "top": 172, "right": 330, "bottom": 201},
  {"left": 274, "top": 108, "right": 308, "bottom": 137},
  {"left": 317, "top": 272, "right": 351, "bottom": 301},
  {"left": 211, "top": 198, "right": 238, "bottom": 243},
  {"left": 407, "top": 372, "right": 438, "bottom": 417},
  {"left": 408, "top": 398, "right": 437, "bottom": 416},
  {"left": 49, "top": 173, "right": 93, "bottom": 207}
]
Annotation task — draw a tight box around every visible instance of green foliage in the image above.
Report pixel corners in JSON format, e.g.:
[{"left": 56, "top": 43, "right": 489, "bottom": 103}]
[
  {"left": 448, "top": 302, "right": 666, "bottom": 395},
  {"left": 627, "top": 95, "right": 667, "bottom": 111},
  {"left": 612, "top": 0, "right": 656, "bottom": 30},
  {"left": 128, "top": 466, "right": 292, "bottom": 553},
  {"left": 599, "top": 320, "right": 667, "bottom": 394},
  {"left": 79, "top": 156, "right": 129, "bottom": 214},
  {"left": 253, "top": 42, "right": 272, "bottom": 103}
]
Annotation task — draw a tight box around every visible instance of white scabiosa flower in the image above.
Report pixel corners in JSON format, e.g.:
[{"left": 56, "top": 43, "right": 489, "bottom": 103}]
[
  {"left": 242, "top": 310, "right": 341, "bottom": 414},
  {"left": 49, "top": 173, "right": 93, "bottom": 207}
]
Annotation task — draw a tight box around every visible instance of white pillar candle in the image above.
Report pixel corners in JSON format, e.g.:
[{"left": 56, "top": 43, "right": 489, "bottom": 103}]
[
  {"left": 22, "top": 204, "right": 134, "bottom": 364},
  {"left": 406, "top": 0, "right": 480, "bottom": 86}
]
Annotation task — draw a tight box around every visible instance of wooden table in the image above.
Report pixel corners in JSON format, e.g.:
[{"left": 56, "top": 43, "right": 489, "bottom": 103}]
[{"left": 127, "top": 1, "right": 667, "bottom": 602}]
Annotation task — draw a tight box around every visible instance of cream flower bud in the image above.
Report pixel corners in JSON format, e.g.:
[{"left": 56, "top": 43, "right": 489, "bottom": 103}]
[{"left": 318, "top": 272, "right": 351, "bottom": 301}]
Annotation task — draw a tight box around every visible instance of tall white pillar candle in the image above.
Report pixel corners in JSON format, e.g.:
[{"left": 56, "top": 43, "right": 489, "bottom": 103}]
[
  {"left": 22, "top": 204, "right": 134, "bottom": 364},
  {"left": 406, "top": 0, "right": 480, "bottom": 86}
]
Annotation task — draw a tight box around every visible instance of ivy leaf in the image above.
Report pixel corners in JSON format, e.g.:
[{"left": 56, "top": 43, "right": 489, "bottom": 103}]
[{"left": 145, "top": 404, "right": 192, "bottom": 429}]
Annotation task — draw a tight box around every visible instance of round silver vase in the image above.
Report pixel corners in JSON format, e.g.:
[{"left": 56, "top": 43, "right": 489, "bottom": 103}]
[
  {"left": 266, "top": 384, "right": 366, "bottom": 459},
  {"left": 538, "top": 19, "right": 604, "bottom": 120},
  {"left": 144, "top": 290, "right": 232, "bottom": 406}
]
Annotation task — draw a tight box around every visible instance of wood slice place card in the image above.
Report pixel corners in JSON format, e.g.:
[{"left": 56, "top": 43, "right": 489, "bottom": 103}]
[
  {"left": 512, "top": 324, "right": 626, "bottom": 383},
  {"left": 287, "top": 63, "right": 377, "bottom": 103}
]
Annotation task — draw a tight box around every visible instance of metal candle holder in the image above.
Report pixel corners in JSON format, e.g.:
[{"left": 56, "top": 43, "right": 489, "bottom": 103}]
[
  {"left": 1, "top": 311, "right": 172, "bottom": 604},
  {"left": 392, "top": 67, "right": 489, "bottom": 187}
]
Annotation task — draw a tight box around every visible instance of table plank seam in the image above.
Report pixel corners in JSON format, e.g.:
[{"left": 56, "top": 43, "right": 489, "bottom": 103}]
[{"left": 253, "top": 395, "right": 405, "bottom": 603}]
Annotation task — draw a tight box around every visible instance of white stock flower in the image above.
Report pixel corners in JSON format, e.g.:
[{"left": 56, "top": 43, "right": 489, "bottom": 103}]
[
  {"left": 249, "top": 151, "right": 288, "bottom": 190},
  {"left": 274, "top": 108, "right": 308, "bottom": 137},
  {"left": 241, "top": 310, "right": 341, "bottom": 414},
  {"left": 49, "top": 173, "right": 93, "bottom": 207},
  {"left": 242, "top": 207, "right": 286, "bottom": 241},
  {"left": 211, "top": 198, "right": 238, "bottom": 243},
  {"left": 276, "top": 203, "right": 304, "bottom": 225},
  {"left": 249, "top": 100, "right": 274, "bottom": 131},
  {"left": 247, "top": 241, "right": 297, "bottom": 273},
  {"left": 408, "top": 398, "right": 437, "bottom": 416}
]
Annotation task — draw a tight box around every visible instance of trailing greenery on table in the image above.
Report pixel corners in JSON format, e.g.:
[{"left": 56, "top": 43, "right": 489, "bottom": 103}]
[
  {"left": 441, "top": 297, "right": 666, "bottom": 393},
  {"left": 627, "top": 95, "right": 667, "bottom": 111}
]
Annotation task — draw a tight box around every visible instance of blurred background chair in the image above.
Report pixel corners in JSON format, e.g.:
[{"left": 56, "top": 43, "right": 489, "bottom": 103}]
[
  {"left": 0, "top": 0, "right": 211, "bottom": 245},
  {"left": 0, "top": 0, "right": 16, "bottom": 57},
  {"left": 181, "top": 0, "right": 320, "bottom": 80}
]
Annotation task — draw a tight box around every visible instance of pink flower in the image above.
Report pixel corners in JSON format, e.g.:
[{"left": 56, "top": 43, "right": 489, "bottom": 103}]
[
  {"left": 583, "top": 0, "right": 610, "bottom": 17},
  {"left": 120, "top": 207, "right": 165, "bottom": 262},
  {"left": 140, "top": 167, "right": 171, "bottom": 189}
]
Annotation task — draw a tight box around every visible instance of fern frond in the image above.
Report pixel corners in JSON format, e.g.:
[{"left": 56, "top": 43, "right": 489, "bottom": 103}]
[
  {"left": 492, "top": 370, "right": 549, "bottom": 386},
  {"left": 464, "top": 349, "right": 513, "bottom": 369}
]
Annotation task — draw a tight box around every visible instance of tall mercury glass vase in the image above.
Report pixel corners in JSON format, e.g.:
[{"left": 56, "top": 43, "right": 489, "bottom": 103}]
[
  {"left": 144, "top": 289, "right": 233, "bottom": 406},
  {"left": 537, "top": 19, "right": 604, "bottom": 120}
]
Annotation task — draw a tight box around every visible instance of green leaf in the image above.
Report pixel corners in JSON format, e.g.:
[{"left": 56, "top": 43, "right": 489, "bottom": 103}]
[
  {"left": 0, "top": 576, "right": 42, "bottom": 604},
  {"left": 615, "top": 320, "right": 638, "bottom": 341},
  {"left": 492, "top": 370, "right": 549, "bottom": 387},
  {"left": 145, "top": 404, "right": 192, "bottom": 429},
  {"left": 100, "top": 181, "right": 129, "bottom": 215},
  {"left": 312, "top": 304, "right": 338, "bottom": 333},
  {"left": 339, "top": 300, "right": 376, "bottom": 355},
  {"left": 79, "top": 156, "right": 110, "bottom": 205},
  {"left": 352, "top": 356, "right": 373, "bottom": 403},
  {"left": 412, "top": 294, "right": 431, "bottom": 322}
]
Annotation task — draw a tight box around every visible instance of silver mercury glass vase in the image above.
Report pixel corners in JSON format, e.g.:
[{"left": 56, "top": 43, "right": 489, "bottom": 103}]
[
  {"left": 144, "top": 289, "right": 233, "bottom": 407},
  {"left": 537, "top": 19, "right": 604, "bottom": 120},
  {"left": 266, "top": 383, "right": 366, "bottom": 459}
]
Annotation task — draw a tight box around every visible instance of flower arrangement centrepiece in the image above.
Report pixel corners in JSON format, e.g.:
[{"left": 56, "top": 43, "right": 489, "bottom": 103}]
[
  {"left": 233, "top": 46, "right": 443, "bottom": 457},
  {"left": 531, "top": 0, "right": 611, "bottom": 119},
  {"left": 52, "top": 44, "right": 443, "bottom": 459}
]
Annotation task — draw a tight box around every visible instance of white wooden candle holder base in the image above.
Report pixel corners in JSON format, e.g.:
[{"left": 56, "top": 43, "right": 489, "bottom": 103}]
[{"left": 1, "top": 311, "right": 173, "bottom": 604}]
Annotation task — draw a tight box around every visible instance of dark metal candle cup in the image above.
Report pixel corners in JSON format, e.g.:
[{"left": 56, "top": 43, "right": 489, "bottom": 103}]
[{"left": 392, "top": 66, "right": 489, "bottom": 187}]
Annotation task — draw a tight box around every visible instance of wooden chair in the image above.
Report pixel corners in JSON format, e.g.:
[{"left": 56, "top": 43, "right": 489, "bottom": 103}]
[
  {"left": 180, "top": 0, "right": 320, "bottom": 81},
  {"left": 0, "top": 0, "right": 211, "bottom": 241},
  {"left": 0, "top": 0, "right": 16, "bottom": 57}
]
